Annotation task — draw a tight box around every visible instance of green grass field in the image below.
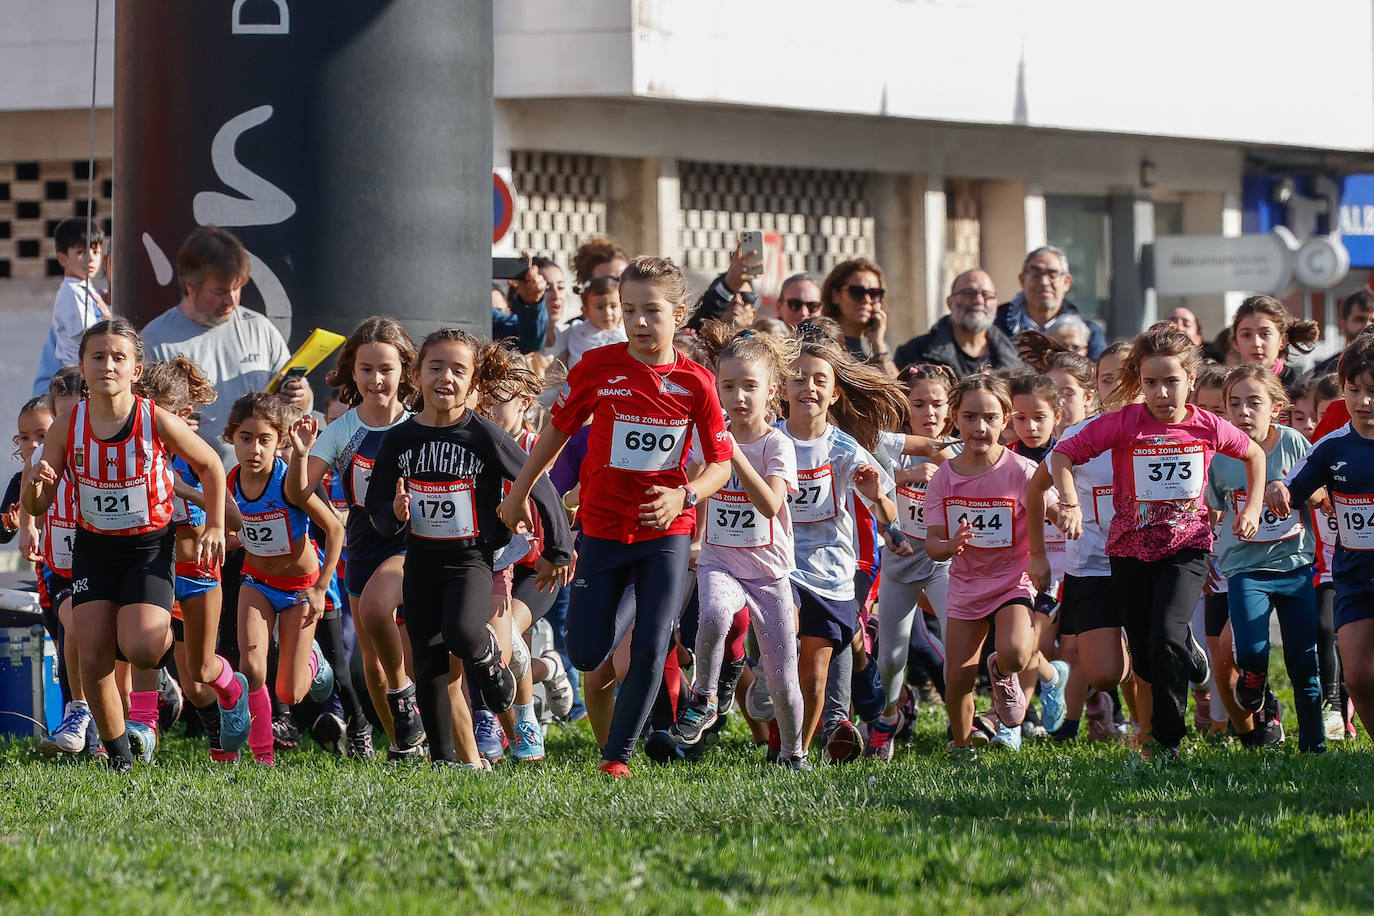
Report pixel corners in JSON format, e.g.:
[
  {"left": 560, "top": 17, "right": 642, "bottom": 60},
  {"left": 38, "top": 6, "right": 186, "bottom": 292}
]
[{"left": 2, "top": 687, "right": 1373, "bottom": 916}]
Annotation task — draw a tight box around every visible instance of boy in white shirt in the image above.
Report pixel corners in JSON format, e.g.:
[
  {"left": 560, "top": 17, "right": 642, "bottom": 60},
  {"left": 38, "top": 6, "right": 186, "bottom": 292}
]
[{"left": 32, "top": 219, "right": 109, "bottom": 395}]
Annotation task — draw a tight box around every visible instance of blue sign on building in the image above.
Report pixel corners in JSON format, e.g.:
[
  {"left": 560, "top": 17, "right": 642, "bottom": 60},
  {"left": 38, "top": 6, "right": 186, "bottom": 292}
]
[
  {"left": 1244, "top": 173, "right": 1374, "bottom": 270},
  {"left": 1338, "top": 175, "right": 1374, "bottom": 269}
]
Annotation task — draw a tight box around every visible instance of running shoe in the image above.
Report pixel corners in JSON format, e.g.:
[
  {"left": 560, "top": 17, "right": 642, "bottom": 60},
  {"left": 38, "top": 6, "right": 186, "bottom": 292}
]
[
  {"left": 1324, "top": 701, "right": 1346, "bottom": 743},
  {"left": 387, "top": 683, "right": 427, "bottom": 752},
  {"left": 682, "top": 714, "right": 726, "bottom": 762},
  {"left": 106, "top": 752, "right": 134, "bottom": 774},
  {"left": 157, "top": 668, "right": 184, "bottom": 732},
  {"left": 970, "top": 713, "right": 997, "bottom": 747},
  {"left": 644, "top": 729, "right": 685, "bottom": 765},
  {"left": 1084, "top": 690, "right": 1117, "bottom": 742},
  {"left": 895, "top": 690, "right": 919, "bottom": 745},
  {"left": 1020, "top": 719, "right": 1049, "bottom": 740},
  {"left": 918, "top": 680, "right": 942, "bottom": 705},
  {"left": 538, "top": 650, "right": 575, "bottom": 719},
  {"left": 310, "top": 712, "right": 346, "bottom": 755},
  {"left": 716, "top": 657, "right": 747, "bottom": 717},
  {"left": 744, "top": 667, "right": 774, "bottom": 722},
  {"left": 125, "top": 720, "right": 157, "bottom": 763},
  {"left": 469, "top": 629, "right": 517, "bottom": 713},
  {"left": 218, "top": 673, "right": 252, "bottom": 753},
  {"left": 775, "top": 754, "right": 813, "bottom": 772},
  {"left": 824, "top": 719, "right": 862, "bottom": 764},
  {"left": 863, "top": 711, "right": 904, "bottom": 761},
  {"left": 511, "top": 716, "right": 546, "bottom": 763},
  {"left": 991, "top": 720, "right": 1023, "bottom": 751},
  {"left": 1193, "top": 687, "right": 1213, "bottom": 733},
  {"left": 308, "top": 640, "right": 335, "bottom": 703},
  {"left": 669, "top": 691, "right": 718, "bottom": 746},
  {"left": 40, "top": 701, "right": 93, "bottom": 757},
  {"left": 1186, "top": 629, "right": 1211, "bottom": 688},
  {"left": 851, "top": 659, "right": 886, "bottom": 725},
  {"left": 1038, "top": 660, "right": 1070, "bottom": 734},
  {"left": 272, "top": 712, "right": 300, "bottom": 750},
  {"left": 346, "top": 716, "right": 376, "bottom": 760},
  {"left": 473, "top": 709, "right": 508, "bottom": 762},
  {"left": 434, "top": 758, "right": 493, "bottom": 772},
  {"left": 1234, "top": 668, "right": 1267, "bottom": 713},
  {"left": 599, "top": 760, "right": 631, "bottom": 778},
  {"left": 987, "top": 653, "right": 1027, "bottom": 727},
  {"left": 387, "top": 743, "right": 425, "bottom": 763}
]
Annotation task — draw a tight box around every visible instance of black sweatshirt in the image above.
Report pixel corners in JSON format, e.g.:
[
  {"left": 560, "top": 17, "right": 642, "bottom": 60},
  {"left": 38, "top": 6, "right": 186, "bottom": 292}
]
[
  {"left": 366, "top": 411, "right": 572, "bottom": 570},
  {"left": 1, "top": 472, "right": 19, "bottom": 544}
]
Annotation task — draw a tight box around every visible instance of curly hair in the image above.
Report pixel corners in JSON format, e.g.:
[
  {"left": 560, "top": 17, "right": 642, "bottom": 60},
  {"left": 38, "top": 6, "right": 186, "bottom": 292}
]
[
  {"left": 221, "top": 391, "right": 294, "bottom": 444},
  {"left": 571, "top": 235, "right": 629, "bottom": 285},
  {"left": 327, "top": 316, "right": 418, "bottom": 408},
  {"left": 1017, "top": 330, "right": 1096, "bottom": 393},
  {"left": 697, "top": 319, "right": 800, "bottom": 416},
  {"left": 138, "top": 356, "right": 217, "bottom": 415}
]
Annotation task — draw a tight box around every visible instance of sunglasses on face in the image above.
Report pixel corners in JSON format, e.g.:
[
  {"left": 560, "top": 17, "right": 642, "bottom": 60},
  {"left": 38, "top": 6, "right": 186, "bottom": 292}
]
[
  {"left": 734, "top": 289, "right": 759, "bottom": 306},
  {"left": 574, "top": 275, "right": 620, "bottom": 296},
  {"left": 846, "top": 284, "right": 885, "bottom": 303},
  {"left": 784, "top": 298, "right": 823, "bottom": 314}
]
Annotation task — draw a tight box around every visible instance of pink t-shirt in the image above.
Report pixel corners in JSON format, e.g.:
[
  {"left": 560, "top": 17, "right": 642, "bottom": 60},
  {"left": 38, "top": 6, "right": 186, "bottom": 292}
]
[
  {"left": 1054, "top": 403, "right": 1251, "bottom": 562},
  {"left": 925, "top": 448, "right": 1045, "bottom": 620},
  {"left": 698, "top": 426, "right": 798, "bottom": 581}
]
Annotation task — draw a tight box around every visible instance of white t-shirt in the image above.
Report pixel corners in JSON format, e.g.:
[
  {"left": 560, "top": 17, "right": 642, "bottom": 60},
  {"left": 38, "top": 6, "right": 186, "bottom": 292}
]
[
  {"left": 1051, "top": 416, "right": 1113, "bottom": 578},
  {"left": 50, "top": 277, "right": 109, "bottom": 366},
  {"left": 564, "top": 321, "right": 627, "bottom": 368}
]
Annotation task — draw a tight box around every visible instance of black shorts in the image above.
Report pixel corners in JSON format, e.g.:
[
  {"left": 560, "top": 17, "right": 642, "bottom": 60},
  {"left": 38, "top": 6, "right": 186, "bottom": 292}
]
[
  {"left": 72, "top": 525, "right": 175, "bottom": 611},
  {"left": 1204, "top": 591, "right": 1230, "bottom": 639},
  {"left": 41, "top": 567, "right": 73, "bottom": 613},
  {"left": 1057, "top": 574, "right": 1119, "bottom": 636},
  {"left": 511, "top": 564, "right": 557, "bottom": 625},
  {"left": 793, "top": 583, "right": 857, "bottom": 646}
]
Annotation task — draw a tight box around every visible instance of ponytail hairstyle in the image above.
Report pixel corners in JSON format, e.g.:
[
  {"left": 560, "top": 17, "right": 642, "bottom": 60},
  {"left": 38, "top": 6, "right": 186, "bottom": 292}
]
[
  {"left": 1106, "top": 323, "right": 1202, "bottom": 410},
  {"left": 77, "top": 317, "right": 144, "bottom": 396},
  {"left": 697, "top": 319, "right": 800, "bottom": 417},
  {"left": 949, "top": 373, "right": 1013, "bottom": 417},
  {"left": 902, "top": 363, "right": 957, "bottom": 437},
  {"left": 793, "top": 339, "right": 906, "bottom": 452},
  {"left": 137, "top": 356, "right": 217, "bottom": 416},
  {"left": 47, "top": 365, "right": 83, "bottom": 402},
  {"left": 620, "top": 255, "right": 691, "bottom": 327},
  {"left": 1007, "top": 371, "right": 1062, "bottom": 415},
  {"left": 1231, "top": 294, "right": 1321, "bottom": 358},
  {"left": 327, "top": 315, "right": 418, "bottom": 408},
  {"left": 12, "top": 396, "right": 52, "bottom": 460},
  {"left": 221, "top": 391, "right": 294, "bottom": 444},
  {"left": 1018, "top": 329, "right": 1096, "bottom": 393},
  {"left": 1222, "top": 363, "right": 1290, "bottom": 412}
]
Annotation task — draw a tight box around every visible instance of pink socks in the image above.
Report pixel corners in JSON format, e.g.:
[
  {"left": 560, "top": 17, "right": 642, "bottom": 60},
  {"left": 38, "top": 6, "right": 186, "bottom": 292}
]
[
  {"left": 129, "top": 690, "right": 159, "bottom": 731},
  {"left": 307, "top": 647, "right": 320, "bottom": 681},
  {"left": 210, "top": 654, "right": 243, "bottom": 708},
  {"left": 248, "top": 687, "right": 274, "bottom": 765}
]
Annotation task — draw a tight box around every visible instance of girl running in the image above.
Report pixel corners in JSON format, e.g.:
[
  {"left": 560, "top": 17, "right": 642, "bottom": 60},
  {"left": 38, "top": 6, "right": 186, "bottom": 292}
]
[
  {"left": 1231, "top": 294, "right": 1320, "bottom": 390},
  {"left": 499, "top": 256, "right": 733, "bottom": 778},
  {"left": 288, "top": 316, "right": 418, "bottom": 759},
  {"left": 925, "top": 374, "right": 1065, "bottom": 752},
  {"left": 24, "top": 318, "right": 227, "bottom": 772},
  {"left": 369, "top": 329, "right": 573, "bottom": 768},
  {"left": 1051, "top": 323, "right": 1265, "bottom": 758},
  {"left": 1207, "top": 364, "right": 1321, "bottom": 751},
  {"left": 668, "top": 322, "right": 808, "bottom": 767},
  {"left": 138, "top": 357, "right": 250, "bottom": 761},
  {"left": 225, "top": 392, "right": 342, "bottom": 765}
]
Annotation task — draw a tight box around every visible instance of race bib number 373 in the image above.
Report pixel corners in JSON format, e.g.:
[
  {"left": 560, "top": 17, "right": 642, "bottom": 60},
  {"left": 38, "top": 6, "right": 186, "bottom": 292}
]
[{"left": 1131, "top": 443, "right": 1205, "bottom": 502}]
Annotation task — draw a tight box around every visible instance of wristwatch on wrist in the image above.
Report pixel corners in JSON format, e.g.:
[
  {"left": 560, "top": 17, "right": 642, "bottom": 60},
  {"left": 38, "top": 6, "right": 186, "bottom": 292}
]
[{"left": 680, "top": 485, "right": 699, "bottom": 508}]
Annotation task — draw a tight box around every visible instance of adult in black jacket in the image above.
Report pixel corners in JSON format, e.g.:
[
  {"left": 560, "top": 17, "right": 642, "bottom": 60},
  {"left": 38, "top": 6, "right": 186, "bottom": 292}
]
[{"left": 893, "top": 268, "right": 1023, "bottom": 377}]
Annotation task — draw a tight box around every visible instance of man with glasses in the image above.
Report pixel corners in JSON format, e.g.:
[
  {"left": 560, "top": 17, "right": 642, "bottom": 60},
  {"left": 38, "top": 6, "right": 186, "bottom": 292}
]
[
  {"left": 774, "top": 273, "right": 823, "bottom": 330},
  {"left": 687, "top": 243, "right": 763, "bottom": 331},
  {"left": 894, "top": 268, "right": 1023, "bottom": 377},
  {"left": 995, "top": 246, "right": 1107, "bottom": 359}
]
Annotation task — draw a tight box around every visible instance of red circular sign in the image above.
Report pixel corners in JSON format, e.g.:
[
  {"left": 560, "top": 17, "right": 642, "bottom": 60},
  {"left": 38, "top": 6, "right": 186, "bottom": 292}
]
[{"left": 493, "top": 173, "right": 514, "bottom": 245}]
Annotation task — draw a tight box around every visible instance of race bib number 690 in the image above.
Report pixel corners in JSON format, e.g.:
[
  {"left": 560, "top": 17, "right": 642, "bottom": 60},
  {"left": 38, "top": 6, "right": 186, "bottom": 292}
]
[{"left": 608, "top": 418, "right": 687, "bottom": 472}]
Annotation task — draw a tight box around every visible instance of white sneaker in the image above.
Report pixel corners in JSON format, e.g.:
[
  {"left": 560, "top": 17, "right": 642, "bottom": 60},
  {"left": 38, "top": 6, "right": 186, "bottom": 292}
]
[
  {"left": 539, "top": 650, "right": 574, "bottom": 719},
  {"left": 40, "top": 701, "right": 92, "bottom": 757},
  {"left": 1324, "top": 702, "right": 1347, "bottom": 742}
]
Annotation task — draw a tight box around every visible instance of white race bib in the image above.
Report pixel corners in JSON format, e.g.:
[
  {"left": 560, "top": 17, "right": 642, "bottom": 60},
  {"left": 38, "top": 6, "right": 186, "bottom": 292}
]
[
  {"left": 608, "top": 418, "right": 688, "bottom": 472},
  {"left": 945, "top": 498, "right": 1015, "bottom": 549},
  {"left": 706, "top": 490, "right": 771, "bottom": 548},
  {"left": 350, "top": 455, "right": 374, "bottom": 508},
  {"left": 47, "top": 519, "right": 76, "bottom": 571},
  {"left": 1131, "top": 443, "right": 1205, "bottom": 502},
  {"left": 1043, "top": 517, "right": 1066, "bottom": 548},
  {"left": 789, "top": 465, "right": 837, "bottom": 523},
  {"left": 78, "top": 479, "right": 151, "bottom": 532},
  {"left": 1334, "top": 493, "right": 1374, "bottom": 551},
  {"left": 240, "top": 509, "right": 293, "bottom": 558},
  {"left": 895, "top": 485, "right": 927, "bottom": 539},
  {"left": 1092, "top": 485, "right": 1114, "bottom": 529},
  {"left": 172, "top": 496, "right": 190, "bottom": 524},
  {"left": 1316, "top": 506, "right": 1339, "bottom": 546},
  {"left": 1233, "top": 491, "right": 1303, "bottom": 544},
  {"left": 408, "top": 479, "right": 477, "bottom": 540}
]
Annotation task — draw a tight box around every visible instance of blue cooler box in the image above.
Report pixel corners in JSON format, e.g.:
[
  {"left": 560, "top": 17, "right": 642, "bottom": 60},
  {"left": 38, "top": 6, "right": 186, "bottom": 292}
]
[{"left": 0, "top": 626, "right": 62, "bottom": 738}]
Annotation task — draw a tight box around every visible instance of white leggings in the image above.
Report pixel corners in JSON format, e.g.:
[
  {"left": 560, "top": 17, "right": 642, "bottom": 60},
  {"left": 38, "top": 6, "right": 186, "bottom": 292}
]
[
  {"left": 694, "top": 567, "right": 803, "bottom": 757},
  {"left": 877, "top": 564, "right": 950, "bottom": 710}
]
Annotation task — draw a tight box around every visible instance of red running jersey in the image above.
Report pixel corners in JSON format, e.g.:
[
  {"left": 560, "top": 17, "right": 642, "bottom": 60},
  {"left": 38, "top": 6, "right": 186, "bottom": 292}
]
[
  {"left": 68, "top": 396, "right": 176, "bottom": 536},
  {"left": 551, "top": 343, "right": 731, "bottom": 543},
  {"left": 43, "top": 471, "right": 79, "bottom": 576}
]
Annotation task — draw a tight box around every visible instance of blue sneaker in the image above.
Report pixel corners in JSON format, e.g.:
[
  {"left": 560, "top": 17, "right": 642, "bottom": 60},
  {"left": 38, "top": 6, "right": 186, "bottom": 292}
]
[
  {"left": 308, "top": 641, "right": 334, "bottom": 703},
  {"left": 1039, "top": 660, "right": 1070, "bottom": 734},
  {"left": 40, "top": 701, "right": 93, "bottom": 757},
  {"left": 851, "top": 660, "right": 886, "bottom": 724},
  {"left": 991, "top": 720, "right": 1023, "bottom": 751},
  {"left": 125, "top": 720, "right": 157, "bottom": 763},
  {"left": 473, "top": 709, "right": 507, "bottom": 762},
  {"left": 218, "top": 673, "right": 252, "bottom": 753},
  {"left": 511, "top": 717, "right": 546, "bottom": 763}
]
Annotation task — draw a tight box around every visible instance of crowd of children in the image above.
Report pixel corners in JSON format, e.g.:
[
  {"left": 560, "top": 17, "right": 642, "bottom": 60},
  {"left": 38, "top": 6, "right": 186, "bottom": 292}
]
[{"left": 6, "top": 221, "right": 1372, "bottom": 774}]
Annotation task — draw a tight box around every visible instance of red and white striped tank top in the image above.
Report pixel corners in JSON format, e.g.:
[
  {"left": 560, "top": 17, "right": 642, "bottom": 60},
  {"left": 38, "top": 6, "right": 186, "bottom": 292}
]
[
  {"left": 68, "top": 396, "right": 176, "bottom": 536},
  {"left": 43, "top": 471, "right": 79, "bottom": 576}
]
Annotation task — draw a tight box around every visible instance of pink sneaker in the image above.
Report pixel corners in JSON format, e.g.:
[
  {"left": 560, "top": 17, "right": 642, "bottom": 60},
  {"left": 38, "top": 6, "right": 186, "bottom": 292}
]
[
  {"left": 1084, "top": 690, "right": 1118, "bottom": 742},
  {"left": 987, "top": 653, "right": 1027, "bottom": 727}
]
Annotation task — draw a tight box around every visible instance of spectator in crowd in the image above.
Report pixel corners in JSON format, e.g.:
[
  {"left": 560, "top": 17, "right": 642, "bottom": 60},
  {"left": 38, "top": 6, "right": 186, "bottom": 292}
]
[
  {"left": 491, "top": 256, "right": 550, "bottom": 353},
  {"left": 1048, "top": 312, "right": 1092, "bottom": 356},
  {"left": 141, "top": 226, "right": 306, "bottom": 466},
  {"left": 686, "top": 243, "right": 762, "bottom": 331},
  {"left": 537, "top": 257, "right": 570, "bottom": 352},
  {"left": 894, "top": 268, "right": 1023, "bottom": 377},
  {"left": 995, "top": 246, "right": 1107, "bottom": 360},
  {"left": 548, "top": 235, "right": 630, "bottom": 368},
  {"left": 32, "top": 218, "right": 109, "bottom": 396},
  {"left": 1313, "top": 289, "right": 1374, "bottom": 376},
  {"left": 820, "top": 257, "right": 897, "bottom": 375},
  {"left": 773, "top": 272, "right": 823, "bottom": 330},
  {"left": 1165, "top": 305, "right": 1224, "bottom": 362},
  {"left": 750, "top": 317, "right": 789, "bottom": 338}
]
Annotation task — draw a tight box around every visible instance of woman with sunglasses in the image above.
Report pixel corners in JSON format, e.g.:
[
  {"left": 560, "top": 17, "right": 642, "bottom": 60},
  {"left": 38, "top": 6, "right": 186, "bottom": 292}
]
[{"left": 820, "top": 258, "right": 898, "bottom": 377}]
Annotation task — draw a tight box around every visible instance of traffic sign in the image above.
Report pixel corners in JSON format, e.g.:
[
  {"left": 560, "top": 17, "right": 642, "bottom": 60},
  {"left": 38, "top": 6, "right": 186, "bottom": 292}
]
[{"left": 493, "top": 172, "right": 514, "bottom": 245}]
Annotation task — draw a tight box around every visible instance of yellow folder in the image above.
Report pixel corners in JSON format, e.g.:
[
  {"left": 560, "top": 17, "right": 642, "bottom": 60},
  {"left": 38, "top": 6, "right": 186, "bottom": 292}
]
[{"left": 265, "top": 328, "right": 347, "bottom": 393}]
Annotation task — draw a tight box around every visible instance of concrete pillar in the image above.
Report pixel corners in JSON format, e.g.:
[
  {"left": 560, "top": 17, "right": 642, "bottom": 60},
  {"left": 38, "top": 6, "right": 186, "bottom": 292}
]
[
  {"left": 605, "top": 156, "right": 680, "bottom": 261},
  {"left": 873, "top": 173, "right": 943, "bottom": 345},
  {"left": 1222, "top": 191, "right": 1246, "bottom": 328},
  {"left": 1109, "top": 192, "right": 1156, "bottom": 337},
  {"left": 1179, "top": 191, "right": 1228, "bottom": 342},
  {"left": 980, "top": 179, "right": 1031, "bottom": 299}
]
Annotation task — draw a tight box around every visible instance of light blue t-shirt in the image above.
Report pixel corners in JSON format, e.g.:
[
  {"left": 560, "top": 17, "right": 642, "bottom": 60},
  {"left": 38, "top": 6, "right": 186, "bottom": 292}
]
[{"left": 1206, "top": 423, "right": 1314, "bottom": 579}]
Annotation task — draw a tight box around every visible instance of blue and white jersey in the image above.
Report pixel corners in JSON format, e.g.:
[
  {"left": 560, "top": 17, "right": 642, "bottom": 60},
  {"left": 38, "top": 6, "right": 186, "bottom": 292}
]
[
  {"left": 876, "top": 430, "right": 945, "bottom": 583},
  {"left": 776, "top": 422, "right": 893, "bottom": 602},
  {"left": 1286, "top": 422, "right": 1374, "bottom": 586}
]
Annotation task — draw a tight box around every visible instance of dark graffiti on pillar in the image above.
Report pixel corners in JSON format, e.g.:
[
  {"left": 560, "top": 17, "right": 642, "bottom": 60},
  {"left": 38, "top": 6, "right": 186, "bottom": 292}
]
[{"left": 139, "top": 105, "right": 297, "bottom": 339}]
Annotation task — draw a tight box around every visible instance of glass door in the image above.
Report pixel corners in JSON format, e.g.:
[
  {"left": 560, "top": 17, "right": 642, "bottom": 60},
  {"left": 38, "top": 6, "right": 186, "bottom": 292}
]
[{"left": 1045, "top": 195, "right": 1111, "bottom": 328}]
